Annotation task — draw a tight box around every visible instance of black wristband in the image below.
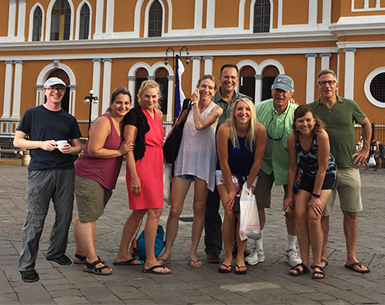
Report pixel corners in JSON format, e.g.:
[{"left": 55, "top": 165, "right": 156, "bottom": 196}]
[{"left": 311, "top": 193, "right": 320, "bottom": 198}]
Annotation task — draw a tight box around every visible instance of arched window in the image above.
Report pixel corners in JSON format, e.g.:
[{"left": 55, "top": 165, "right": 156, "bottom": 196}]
[
  {"left": 262, "top": 65, "right": 279, "bottom": 100},
  {"left": 135, "top": 68, "right": 149, "bottom": 106},
  {"left": 79, "top": 3, "right": 90, "bottom": 39},
  {"left": 32, "top": 6, "right": 43, "bottom": 41},
  {"left": 240, "top": 66, "right": 256, "bottom": 101},
  {"left": 254, "top": 0, "right": 270, "bottom": 33},
  {"left": 148, "top": 0, "right": 162, "bottom": 37},
  {"left": 50, "top": 0, "right": 71, "bottom": 40}
]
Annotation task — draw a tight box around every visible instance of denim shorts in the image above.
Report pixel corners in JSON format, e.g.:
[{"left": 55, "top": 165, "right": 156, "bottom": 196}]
[{"left": 175, "top": 174, "right": 195, "bottom": 182}]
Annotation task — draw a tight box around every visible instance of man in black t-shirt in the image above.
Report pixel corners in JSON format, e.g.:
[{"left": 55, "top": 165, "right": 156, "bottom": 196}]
[{"left": 14, "top": 77, "right": 82, "bottom": 283}]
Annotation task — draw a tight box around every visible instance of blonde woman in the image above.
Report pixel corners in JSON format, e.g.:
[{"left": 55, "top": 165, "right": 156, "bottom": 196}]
[
  {"left": 114, "top": 80, "right": 170, "bottom": 274},
  {"left": 158, "top": 75, "right": 223, "bottom": 267},
  {"left": 216, "top": 98, "right": 266, "bottom": 274}
]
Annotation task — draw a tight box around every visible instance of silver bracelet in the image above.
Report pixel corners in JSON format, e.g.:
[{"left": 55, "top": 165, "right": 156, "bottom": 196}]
[{"left": 191, "top": 101, "right": 198, "bottom": 105}]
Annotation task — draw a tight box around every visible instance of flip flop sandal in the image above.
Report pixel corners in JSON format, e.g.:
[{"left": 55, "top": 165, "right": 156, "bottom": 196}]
[
  {"left": 142, "top": 265, "right": 171, "bottom": 274},
  {"left": 218, "top": 263, "right": 232, "bottom": 273},
  {"left": 83, "top": 259, "right": 112, "bottom": 275},
  {"left": 344, "top": 262, "right": 370, "bottom": 274},
  {"left": 188, "top": 259, "right": 202, "bottom": 268},
  {"left": 235, "top": 264, "right": 247, "bottom": 275},
  {"left": 289, "top": 263, "right": 310, "bottom": 276},
  {"left": 113, "top": 258, "right": 141, "bottom": 265},
  {"left": 74, "top": 253, "right": 105, "bottom": 264},
  {"left": 312, "top": 265, "right": 325, "bottom": 279}
]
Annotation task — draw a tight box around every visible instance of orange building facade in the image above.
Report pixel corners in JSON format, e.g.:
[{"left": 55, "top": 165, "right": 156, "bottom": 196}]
[{"left": 0, "top": 0, "right": 385, "bottom": 138}]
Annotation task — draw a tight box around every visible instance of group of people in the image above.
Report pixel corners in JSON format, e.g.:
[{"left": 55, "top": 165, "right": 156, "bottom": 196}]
[{"left": 14, "top": 65, "right": 371, "bottom": 283}]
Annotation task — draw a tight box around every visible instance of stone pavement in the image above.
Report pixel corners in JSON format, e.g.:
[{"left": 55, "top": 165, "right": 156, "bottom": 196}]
[{"left": 0, "top": 162, "right": 385, "bottom": 305}]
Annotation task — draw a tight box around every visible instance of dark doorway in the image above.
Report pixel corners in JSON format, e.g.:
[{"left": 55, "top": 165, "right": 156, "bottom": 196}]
[{"left": 262, "top": 66, "right": 279, "bottom": 101}]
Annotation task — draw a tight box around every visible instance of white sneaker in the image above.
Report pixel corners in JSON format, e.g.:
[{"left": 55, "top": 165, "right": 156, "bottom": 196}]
[
  {"left": 245, "top": 248, "right": 265, "bottom": 266},
  {"left": 286, "top": 248, "right": 302, "bottom": 267}
]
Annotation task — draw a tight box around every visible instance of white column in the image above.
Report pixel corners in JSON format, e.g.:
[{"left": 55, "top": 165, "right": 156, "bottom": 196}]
[
  {"left": 11, "top": 60, "right": 23, "bottom": 119},
  {"left": 322, "top": 0, "right": 331, "bottom": 25},
  {"left": 105, "top": 0, "right": 115, "bottom": 39},
  {"left": 305, "top": 53, "right": 317, "bottom": 104},
  {"left": 191, "top": 56, "right": 201, "bottom": 89},
  {"left": 8, "top": 0, "right": 17, "bottom": 39},
  {"left": 320, "top": 53, "right": 332, "bottom": 70},
  {"left": 69, "top": 84, "right": 76, "bottom": 115},
  {"left": 203, "top": 56, "right": 214, "bottom": 75},
  {"left": 128, "top": 75, "right": 136, "bottom": 108},
  {"left": 308, "top": 0, "right": 317, "bottom": 27},
  {"left": 2, "top": 61, "right": 13, "bottom": 119},
  {"left": 254, "top": 74, "right": 263, "bottom": 104},
  {"left": 94, "top": 0, "right": 104, "bottom": 39},
  {"left": 16, "top": 0, "right": 26, "bottom": 42},
  {"left": 102, "top": 59, "right": 112, "bottom": 113},
  {"left": 194, "top": 0, "right": 203, "bottom": 30},
  {"left": 92, "top": 59, "right": 102, "bottom": 118},
  {"left": 344, "top": 48, "right": 356, "bottom": 99}
]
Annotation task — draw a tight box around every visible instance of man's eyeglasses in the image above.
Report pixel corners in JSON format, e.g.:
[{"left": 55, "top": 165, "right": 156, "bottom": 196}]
[
  {"left": 318, "top": 80, "right": 337, "bottom": 86},
  {"left": 266, "top": 110, "right": 288, "bottom": 141},
  {"left": 44, "top": 87, "right": 66, "bottom": 92}
]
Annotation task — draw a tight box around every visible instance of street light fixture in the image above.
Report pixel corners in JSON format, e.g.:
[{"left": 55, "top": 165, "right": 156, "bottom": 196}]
[
  {"left": 164, "top": 46, "right": 190, "bottom": 69},
  {"left": 84, "top": 90, "right": 98, "bottom": 132}
]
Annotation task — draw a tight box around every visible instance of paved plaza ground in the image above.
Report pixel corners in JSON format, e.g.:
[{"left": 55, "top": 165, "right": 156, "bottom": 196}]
[{"left": 0, "top": 162, "right": 384, "bottom": 304}]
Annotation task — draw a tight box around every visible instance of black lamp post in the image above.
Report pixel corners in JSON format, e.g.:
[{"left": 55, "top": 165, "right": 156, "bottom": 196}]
[
  {"left": 84, "top": 90, "right": 98, "bottom": 132},
  {"left": 164, "top": 47, "right": 190, "bottom": 121}
]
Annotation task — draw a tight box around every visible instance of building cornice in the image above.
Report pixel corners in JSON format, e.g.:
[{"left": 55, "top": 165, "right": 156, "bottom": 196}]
[{"left": 0, "top": 31, "right": 336, "bottom": 52}]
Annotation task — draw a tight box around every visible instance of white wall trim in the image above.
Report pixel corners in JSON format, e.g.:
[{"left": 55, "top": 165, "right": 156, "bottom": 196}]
[
  {"left": 45, "top": 0, "right": 75, "bottom": 41},
  {"left": 75, "top": 0, "right": 93, "bottom": 40},
  {"left": 206, "top": 0, "right": 215, "bottom": 32},
  {"left": 8, "top": 0, "right": 17, "bottom": 39},
  {"left": 16, "top": 0, "right": 27, "bottom": 42},
  {"left": 105, "top": 0, "right": 115, "bottom": 39},
  {"left": 364, "top": 67, "right": 385, "bottom": 108},
  {"left": 343, "top": 48, "right": 356, "bottom": 99},
  {"left": 351, "top": 0, "right": 385, "bottom": 11},
  {"left": 94, "top": 0, "right": 104, "bottom": 39},
  {"left": 194, "top": 0, "right": 203, "bottom": 30}
]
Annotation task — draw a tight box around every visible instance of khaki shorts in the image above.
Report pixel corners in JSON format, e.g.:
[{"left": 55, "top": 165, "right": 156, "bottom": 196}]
[
  {"left": 254, "top": 170, "right": 294, "bottom": 219},
  {"left": 322, "top": 167, "right": 362, "bottom": 216},
  {"left": 75, "top": 175, "right": 112, "bottom": 222}
]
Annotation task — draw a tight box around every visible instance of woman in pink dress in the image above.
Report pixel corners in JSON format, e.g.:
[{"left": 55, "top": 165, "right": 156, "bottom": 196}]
[{"left": 114, "top": 80, "right": 170, "bottom": 274}]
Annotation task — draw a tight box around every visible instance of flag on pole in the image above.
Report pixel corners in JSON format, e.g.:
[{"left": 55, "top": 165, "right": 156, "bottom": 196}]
[{"left": 174, "top": 55, "right": 185, "bottom": 119}]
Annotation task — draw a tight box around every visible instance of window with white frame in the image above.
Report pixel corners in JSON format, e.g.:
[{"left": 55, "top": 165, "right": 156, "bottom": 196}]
[
  {"left": 32, "top": 6, "right": 43, "bottom": 41},
  {"left": 79, "top": 3, "right": 90, "bottom": 39},
  {"left": 148, "top": 0, "right": 162, "bottom": 37},
  {"left": 50, "top": 0, "right": 71, "bottom": 40},
  {"left": 254, "top": 0, "right": 270, "bottom": 33},
  {"left": 364, "top": 68, "right": 385, "bottom": 108}
]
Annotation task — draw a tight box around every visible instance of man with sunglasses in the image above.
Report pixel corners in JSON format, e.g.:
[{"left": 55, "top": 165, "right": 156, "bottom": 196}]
[
  {"left": 309, "top": 69, "right": 371, "bottom": 273},
  {"left": 14, "top": 77, "right": 82, "bottom": 283},
  {"left": 246, "top": 74, "right": 301, "bottom": 267}
]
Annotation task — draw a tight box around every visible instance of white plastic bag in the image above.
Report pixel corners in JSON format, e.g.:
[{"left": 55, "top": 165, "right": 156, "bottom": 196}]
[
  {"left": 368, "top": 155, "right": 376, "bottom": 167},
  {"left": 163, "top": 162, "right": 172, "bottom": 206},
  {"left": 239, "top": 184, "right": 261, "bottom": 241}
]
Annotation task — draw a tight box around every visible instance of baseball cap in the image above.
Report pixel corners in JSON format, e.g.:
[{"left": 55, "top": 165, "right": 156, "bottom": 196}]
[
  {"left": 44, "top": 77, "right": 66, "bottom": 88},
  {"left": 271, "top": 74, "right": 294, "bottom": 92}
]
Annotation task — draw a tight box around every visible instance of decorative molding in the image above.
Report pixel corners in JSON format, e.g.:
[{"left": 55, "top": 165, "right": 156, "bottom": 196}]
[{"left": 364, "top": 67, "right": 385, "bottom": 108}]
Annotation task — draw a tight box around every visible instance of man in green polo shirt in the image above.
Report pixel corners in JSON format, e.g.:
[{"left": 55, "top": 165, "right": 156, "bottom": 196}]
[
  {"left": 309, "top": 69, "right": 371, "bottom": 273},
  {"left": 246, "top": 74, "right": 302, "bottom": 267}
]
